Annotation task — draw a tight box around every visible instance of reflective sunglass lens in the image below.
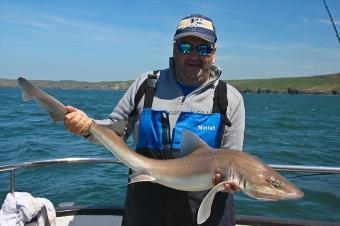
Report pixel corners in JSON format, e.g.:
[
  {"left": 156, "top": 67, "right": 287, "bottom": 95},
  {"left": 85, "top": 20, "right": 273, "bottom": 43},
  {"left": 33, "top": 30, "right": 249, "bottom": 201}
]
[
  {"left": 197, "top": 45, "right": 212, "bottom": 56},
  {"left": 177, "top": 43, "right": 213, "bottom": 56},
  {"left": 178, "top": 43, "right": 192, "bottom": 54}
]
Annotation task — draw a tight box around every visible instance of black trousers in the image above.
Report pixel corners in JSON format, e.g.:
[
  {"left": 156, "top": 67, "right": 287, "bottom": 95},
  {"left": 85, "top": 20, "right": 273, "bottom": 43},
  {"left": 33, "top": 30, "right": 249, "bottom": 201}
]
[{"left": 121, "top": 182, "right": 235, "bottom": 226}]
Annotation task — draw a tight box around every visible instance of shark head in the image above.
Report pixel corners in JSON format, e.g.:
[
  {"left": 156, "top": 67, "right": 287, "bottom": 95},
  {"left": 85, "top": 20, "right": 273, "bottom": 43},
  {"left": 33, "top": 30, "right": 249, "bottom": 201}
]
[
  {"left": 180, "top": 129, "right": 304, "bottom": 225},
  {"left": 244, "top": 167, "right": 304, "bottom": 201},
  {"left": 242, "top": 163, "right": 304, "bottom": 201}
]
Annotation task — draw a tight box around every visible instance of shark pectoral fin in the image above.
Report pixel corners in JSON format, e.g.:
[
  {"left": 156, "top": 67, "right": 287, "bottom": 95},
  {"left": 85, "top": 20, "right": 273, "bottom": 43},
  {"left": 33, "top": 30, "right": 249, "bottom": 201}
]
[
  {"left": 128, "top": 174, "right": 155, "bottom": 184},
  {"left": 197, "top": 182, "right": 226, "bottom": 225}
]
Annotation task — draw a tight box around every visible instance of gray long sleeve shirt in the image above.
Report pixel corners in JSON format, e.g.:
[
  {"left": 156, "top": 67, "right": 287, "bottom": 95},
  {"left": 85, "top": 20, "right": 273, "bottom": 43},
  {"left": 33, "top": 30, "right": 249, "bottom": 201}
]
[{"left": 93, "top": 57, "right": 245, "bottom": 151}]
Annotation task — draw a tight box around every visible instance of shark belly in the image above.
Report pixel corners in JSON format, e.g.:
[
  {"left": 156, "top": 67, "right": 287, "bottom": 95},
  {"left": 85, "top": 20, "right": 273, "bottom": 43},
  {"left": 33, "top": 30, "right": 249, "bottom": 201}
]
[{"left": 153, "top": 172, "right": 213, "bottom": 192}]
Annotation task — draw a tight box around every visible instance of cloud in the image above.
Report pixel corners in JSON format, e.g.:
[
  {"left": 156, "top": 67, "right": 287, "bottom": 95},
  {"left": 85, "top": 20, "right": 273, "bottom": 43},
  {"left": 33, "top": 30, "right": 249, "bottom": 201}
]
[
  {"left": 298, "top": 14, "right": 340, "bottom": 26},
  {"left": 299, "top": 64, "right": 314, "bottom": 69},
  {"left": 220, "top": 39, "right": 340, "bottom": 61},
  {"left": 0, "top": 3, "right": 168, "bottom": 49},
  {"left": 218, "top": 40, "right": 280, "bottom": 52},
  {"left": 215, "top": 40, "right": 340, "bottom": 80},
  {"left": 2, "top": 12, "right": 129, "bottom": 44},
  {"left": 298, "top": 15, "right": 310, "bottom": 23},
  {"left": 319, "top": 19, "right": 340, "bottom": 25}
]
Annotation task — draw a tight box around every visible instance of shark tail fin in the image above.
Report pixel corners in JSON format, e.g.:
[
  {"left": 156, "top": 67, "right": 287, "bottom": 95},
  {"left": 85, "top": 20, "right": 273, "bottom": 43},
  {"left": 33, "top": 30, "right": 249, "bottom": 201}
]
[
  {"left": 17, "top": 77, "right": 67, "bottom": 123},
  {"left": 18, "top": 77, "right": 35, "bottom": 101}
]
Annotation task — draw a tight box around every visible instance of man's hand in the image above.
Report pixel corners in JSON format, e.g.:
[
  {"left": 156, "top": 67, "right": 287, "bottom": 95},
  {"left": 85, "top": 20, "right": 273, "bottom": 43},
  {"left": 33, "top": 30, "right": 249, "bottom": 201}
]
[
  {"left": 212, "top": 172, "right": 241, "bottom": 192},
  {"left": 64, "top": 106, "right": 93, "bottom": 136}
]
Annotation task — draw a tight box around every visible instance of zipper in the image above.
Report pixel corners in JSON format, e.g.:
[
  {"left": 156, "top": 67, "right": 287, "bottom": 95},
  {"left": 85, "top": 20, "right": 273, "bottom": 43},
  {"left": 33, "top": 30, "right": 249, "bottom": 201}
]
[{"left": 181, "top": 81, "right": 216, "bottom": 103}]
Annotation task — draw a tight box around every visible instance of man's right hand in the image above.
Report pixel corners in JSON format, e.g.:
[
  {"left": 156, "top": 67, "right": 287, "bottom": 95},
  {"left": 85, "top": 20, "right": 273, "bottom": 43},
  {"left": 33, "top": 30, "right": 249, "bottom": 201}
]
[
  {"left": 212, "top": 172, "right": 241, "bottom": 193},
  {"left": 64, "top": 106, "right": 93, "bottom": 137}
]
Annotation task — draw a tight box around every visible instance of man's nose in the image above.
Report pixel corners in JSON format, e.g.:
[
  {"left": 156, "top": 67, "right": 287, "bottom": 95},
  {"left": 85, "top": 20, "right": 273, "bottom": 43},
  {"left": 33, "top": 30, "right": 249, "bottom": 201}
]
[{"left": 187, "top": 48, "right": 201, "bottom": 59}]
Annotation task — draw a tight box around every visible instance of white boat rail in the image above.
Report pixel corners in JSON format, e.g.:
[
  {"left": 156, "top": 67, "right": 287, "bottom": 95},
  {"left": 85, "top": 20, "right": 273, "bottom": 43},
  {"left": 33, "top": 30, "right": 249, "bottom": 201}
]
[{"left": 1, "top": 157, "right": 340, "bottom": 193}]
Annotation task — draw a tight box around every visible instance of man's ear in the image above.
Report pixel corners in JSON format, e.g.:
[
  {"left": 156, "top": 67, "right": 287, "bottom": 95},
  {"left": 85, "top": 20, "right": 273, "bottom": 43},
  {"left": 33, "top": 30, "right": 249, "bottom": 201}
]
[
  {"left": 212, "top": 52, "right": 216, "bottom": 63},
  {"left": 211, "top": 45, "right": 216, "bottom": 63}
]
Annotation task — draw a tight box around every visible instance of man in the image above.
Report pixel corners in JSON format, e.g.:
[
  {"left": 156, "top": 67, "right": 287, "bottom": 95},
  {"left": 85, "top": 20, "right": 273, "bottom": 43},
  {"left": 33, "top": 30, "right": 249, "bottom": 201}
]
[{"left": 64, "top": 14, "right": 245, "bottom": 226}]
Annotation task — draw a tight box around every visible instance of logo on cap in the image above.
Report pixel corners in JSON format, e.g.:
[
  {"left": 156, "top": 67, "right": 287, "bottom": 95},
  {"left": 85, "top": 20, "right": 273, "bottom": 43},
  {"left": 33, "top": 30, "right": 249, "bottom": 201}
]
[{"left": 174, "top": 14, "right": 217, "bottom": 43}]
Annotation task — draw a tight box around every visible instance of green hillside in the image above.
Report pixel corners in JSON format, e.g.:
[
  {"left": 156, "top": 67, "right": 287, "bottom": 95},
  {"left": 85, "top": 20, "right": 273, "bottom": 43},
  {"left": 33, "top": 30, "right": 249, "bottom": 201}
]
[
  {"left": 1, "top": 72, "right": 339, "bottom": 94},
  {"left": 227, "top": 73, "right": 340, "bottom": 94}
]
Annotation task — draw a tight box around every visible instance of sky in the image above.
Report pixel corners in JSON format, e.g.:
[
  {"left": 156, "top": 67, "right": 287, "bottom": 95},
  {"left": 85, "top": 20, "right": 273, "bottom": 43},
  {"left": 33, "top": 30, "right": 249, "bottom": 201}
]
[{"left": 0, "top": 0, "right": 339, "bottom": 82}]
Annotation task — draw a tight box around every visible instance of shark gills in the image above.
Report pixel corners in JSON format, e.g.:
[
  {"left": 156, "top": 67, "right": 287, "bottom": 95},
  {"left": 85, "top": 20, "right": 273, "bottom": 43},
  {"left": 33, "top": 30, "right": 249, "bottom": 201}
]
[{"left": 18, "top": 77, "right": 304, "bottom": 224}]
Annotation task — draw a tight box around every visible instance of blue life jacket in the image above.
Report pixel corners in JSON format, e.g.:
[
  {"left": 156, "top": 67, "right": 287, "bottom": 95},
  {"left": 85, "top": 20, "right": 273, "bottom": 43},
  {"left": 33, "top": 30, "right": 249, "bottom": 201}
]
[{"left": 129, "top": 71, "right": 231, "bottom": 159}]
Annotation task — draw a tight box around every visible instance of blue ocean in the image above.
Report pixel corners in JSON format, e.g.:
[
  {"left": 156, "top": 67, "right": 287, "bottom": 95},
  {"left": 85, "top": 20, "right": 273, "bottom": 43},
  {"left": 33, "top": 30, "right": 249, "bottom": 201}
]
[{"left": 0, "top": 87, "right": 339, "bottom": 222}]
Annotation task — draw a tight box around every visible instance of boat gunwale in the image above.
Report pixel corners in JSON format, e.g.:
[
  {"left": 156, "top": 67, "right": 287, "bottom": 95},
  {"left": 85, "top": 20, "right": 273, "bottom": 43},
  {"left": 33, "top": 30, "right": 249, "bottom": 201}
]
[{"left": 1, "top": 157, "right": 340, "bottom": 173}]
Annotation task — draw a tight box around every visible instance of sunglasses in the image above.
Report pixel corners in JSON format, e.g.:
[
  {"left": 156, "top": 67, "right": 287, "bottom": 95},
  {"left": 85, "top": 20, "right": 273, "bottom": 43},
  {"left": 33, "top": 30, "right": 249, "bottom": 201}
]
[{"left": 177, "top": 42, "right": 214, "bottom": 56}]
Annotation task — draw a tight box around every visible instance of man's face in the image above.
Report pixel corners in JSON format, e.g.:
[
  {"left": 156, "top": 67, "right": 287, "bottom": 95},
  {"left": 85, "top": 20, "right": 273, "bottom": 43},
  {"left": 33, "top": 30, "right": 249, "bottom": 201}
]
[{"left": 173, "top": 36, "right": 216, "bottom": 86}]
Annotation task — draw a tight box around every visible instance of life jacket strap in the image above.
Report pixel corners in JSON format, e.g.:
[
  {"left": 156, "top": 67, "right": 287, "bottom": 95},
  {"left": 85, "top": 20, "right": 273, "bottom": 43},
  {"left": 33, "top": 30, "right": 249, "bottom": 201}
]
[
  {"left": 143, "top": 71, "right": 159, "bottom": 109},
  {"left": 129, "top": 70, "right": 159, "bottom": 119},
  {"left": 212, "top": 80, "right": 232, "bottom": 127}
]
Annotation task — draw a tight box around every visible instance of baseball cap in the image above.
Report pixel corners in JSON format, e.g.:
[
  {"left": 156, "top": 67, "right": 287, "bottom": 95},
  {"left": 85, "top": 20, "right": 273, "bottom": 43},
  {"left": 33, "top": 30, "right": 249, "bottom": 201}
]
[{"left": 173, "top": 14, "right": 217, "bottom": 43}]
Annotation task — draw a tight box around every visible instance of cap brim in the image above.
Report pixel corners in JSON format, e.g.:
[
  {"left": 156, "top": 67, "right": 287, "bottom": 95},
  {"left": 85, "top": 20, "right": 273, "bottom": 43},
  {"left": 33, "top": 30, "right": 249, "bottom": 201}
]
[{"left": 174, "top": 32, "right": 216, "bottom": 43}]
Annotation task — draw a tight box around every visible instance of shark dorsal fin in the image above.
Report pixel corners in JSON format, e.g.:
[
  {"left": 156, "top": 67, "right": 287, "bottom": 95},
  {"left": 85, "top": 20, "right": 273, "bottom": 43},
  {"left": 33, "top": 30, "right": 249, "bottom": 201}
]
[{"left": 179, "top": 129, "right": 211, "bottom": 157}]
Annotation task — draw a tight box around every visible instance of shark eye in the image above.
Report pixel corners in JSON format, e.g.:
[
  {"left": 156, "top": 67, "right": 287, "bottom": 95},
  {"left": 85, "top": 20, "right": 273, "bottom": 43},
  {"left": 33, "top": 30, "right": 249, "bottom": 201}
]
[{"left": 266, "top": 176, "right": 283, "bottom": 188}]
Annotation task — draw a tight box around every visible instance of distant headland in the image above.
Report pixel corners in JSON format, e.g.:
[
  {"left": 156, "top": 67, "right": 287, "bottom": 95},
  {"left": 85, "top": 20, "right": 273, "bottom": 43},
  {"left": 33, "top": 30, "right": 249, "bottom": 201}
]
[
  {"left": 1, "top": 72, "right": 339, "bottom": 95},
  {"left": 230, "top": 72, "right": 340, "bottom": 95}
]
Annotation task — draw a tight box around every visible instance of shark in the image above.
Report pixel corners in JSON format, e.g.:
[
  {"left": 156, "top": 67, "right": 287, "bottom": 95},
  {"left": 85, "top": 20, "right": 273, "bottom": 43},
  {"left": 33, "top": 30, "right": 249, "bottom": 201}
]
[{"left": 17, "top": 77, "right": 304, "bottom": 224}]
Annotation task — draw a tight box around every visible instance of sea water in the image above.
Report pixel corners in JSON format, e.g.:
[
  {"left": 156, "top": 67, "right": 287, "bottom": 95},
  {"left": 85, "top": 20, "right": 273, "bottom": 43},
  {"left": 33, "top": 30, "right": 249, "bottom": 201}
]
[{"left": 0, "top": 87, "right": 339, "bottom": 222}]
